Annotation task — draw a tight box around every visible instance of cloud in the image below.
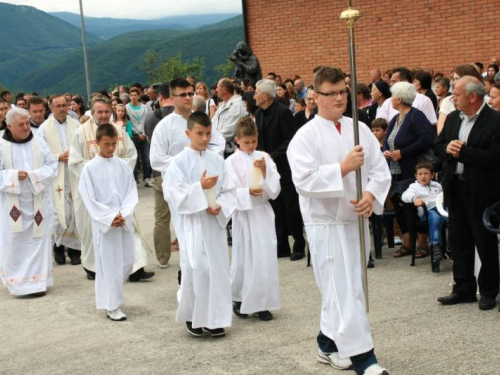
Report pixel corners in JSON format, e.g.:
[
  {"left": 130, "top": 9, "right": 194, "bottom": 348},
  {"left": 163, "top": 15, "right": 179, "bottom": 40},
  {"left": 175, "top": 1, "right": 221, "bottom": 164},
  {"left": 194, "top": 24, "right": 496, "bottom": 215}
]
[{"left": 3, "top": 0, "right": 242, "bottom": 19}]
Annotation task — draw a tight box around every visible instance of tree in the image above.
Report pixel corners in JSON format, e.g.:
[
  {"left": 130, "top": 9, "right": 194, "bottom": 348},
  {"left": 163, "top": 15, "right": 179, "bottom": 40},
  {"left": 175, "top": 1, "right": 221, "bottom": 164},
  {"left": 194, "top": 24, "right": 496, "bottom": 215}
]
[
  {"left": 214, "top": 59, "right": 235, "bottom": 80},
  {"left": 141, "top": 51, "right": 205, "bottom": 84}
]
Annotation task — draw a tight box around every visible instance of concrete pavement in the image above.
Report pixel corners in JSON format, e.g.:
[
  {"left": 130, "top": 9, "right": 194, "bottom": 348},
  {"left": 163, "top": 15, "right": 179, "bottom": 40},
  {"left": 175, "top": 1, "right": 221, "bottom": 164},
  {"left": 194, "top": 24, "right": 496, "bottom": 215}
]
[{"left": 1, "top": 184, "right": 500, "bottom": 375}]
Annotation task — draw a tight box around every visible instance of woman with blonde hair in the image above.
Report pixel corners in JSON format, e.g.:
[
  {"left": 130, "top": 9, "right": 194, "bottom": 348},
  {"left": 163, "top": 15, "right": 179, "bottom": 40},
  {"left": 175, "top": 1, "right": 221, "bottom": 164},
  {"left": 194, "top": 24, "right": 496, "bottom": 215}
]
[{"left": 195, "top": 82, "right": 216, "bottom": 118}]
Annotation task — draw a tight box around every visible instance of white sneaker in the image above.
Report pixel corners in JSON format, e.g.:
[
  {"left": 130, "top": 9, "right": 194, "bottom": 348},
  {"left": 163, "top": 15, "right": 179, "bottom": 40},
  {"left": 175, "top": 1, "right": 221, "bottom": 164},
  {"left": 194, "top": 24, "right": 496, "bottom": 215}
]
[
  {"left": 364, "top": 363, "right": 389, "bottom": 375},
  {"left": 157, "top": 260, "right": 169, "bottom": 269},
  {"left": 144, "top": 178, "right": 153, "bottom": 187},
  {"left": 106, "top": 307, "right": 127, "bottom": 321},
  {"left": 317, "top": 349, "right": 352, "bottom": 370}
]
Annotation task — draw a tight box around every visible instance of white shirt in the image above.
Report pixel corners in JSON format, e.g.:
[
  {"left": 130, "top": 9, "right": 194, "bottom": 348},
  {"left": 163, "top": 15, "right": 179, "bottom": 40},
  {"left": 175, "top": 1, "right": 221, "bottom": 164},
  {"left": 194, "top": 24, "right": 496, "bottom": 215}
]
[
  {"left": 211, "top": 95, "right": 247, "bottom": 150},
  {"left": 378, "top": 93, "right": 438, "bottom": 125}
]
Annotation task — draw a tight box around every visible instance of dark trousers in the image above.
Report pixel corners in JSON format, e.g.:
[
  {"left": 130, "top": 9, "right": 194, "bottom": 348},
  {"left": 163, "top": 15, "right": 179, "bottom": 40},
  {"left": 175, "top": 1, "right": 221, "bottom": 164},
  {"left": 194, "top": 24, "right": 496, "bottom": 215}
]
[
  {"left": 390, "top": 175, "right": 409, "bottom": 234},
  {"left": 449, "top": 177, "right": 499, "bottom": 298},
  {"left": 270, "top": 183, "right": 305, "bottom": 257},
  {"left": 133, "top": 137, "right": 151, "bottom": 181},
  {"left": 317, "top": 331, "right": 377, "bottom": 375}
]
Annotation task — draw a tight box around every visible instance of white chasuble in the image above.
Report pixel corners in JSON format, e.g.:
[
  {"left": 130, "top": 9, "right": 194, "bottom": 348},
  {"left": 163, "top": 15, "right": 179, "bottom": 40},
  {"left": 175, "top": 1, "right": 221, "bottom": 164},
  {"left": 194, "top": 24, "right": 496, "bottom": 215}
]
[
  {"left": 69, "top": 118, "right": 149, "bottom": 273},
  {"left": 79, "top": 156, "right": 137, "bottom": 310},
  {"left": 287, "top": 115, "right": 391, "bottom": 358},
  {"left": 164, "top": 147, "right": 236, "bottom": 329},
  {"left": 225, "top": 149, "right": 281, "bottom": 314},
  {"left": 37, "top": 116, "right": 81, "bottom": 249},
  {"left": 0, "top": 135, "right": 57, "bottom": 295}
]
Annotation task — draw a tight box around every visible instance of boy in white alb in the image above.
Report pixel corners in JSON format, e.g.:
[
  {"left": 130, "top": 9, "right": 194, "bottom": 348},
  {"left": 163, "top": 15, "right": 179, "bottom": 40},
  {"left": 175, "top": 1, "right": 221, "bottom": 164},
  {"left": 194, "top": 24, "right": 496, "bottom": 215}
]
[
  {"left": 164, "top": 112, "right": 236, "bottom": 337},
  {"left": 287, "top": 67, "right": 391, "bottom": 375},
  {"left": 79, "top": 124, "right": 138, "bottom": 321},
  {"left": 225, "top": 117, "right": 281, "bottom": 321}
]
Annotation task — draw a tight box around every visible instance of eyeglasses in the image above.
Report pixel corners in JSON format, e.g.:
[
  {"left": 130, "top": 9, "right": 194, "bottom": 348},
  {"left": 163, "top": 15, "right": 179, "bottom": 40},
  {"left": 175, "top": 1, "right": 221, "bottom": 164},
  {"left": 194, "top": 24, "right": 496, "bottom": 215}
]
[
  {"left": 173, "top": 92, "right": 195, "bottom": 98},
  {"left": 316, "top": 89, "right": 349, "bottom": 98}
]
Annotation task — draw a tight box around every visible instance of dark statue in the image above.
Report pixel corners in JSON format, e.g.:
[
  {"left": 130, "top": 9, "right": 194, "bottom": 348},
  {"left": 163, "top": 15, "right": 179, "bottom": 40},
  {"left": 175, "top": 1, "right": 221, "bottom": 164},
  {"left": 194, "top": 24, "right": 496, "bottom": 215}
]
[{"left": 229, "top": 41, "right": 262, "bottom": 84}]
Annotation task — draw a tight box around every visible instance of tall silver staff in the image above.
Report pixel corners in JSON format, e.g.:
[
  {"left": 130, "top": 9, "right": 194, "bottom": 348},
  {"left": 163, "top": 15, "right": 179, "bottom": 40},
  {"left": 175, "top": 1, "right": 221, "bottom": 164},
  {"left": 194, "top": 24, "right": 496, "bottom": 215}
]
[
  {"left": 79, "top": 0, "right": 92, "bottom": 102},
  {"left": 340, "top": 2, "right": 369, "bottom": 312}
]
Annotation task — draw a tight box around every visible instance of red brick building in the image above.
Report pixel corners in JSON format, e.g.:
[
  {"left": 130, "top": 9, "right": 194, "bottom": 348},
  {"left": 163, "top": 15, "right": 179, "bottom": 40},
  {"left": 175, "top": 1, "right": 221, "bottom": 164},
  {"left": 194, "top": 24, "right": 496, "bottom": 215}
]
[{"left": 242, "top": 0, "right": 500, "bottom": 85}]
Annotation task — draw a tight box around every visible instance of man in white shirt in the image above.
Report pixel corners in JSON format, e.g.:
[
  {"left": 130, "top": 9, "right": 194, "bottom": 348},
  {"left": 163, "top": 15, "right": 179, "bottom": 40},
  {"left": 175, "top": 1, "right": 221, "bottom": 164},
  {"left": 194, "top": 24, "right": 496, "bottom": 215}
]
[
  {"left": 211, "top": 79, "right": 247, "bottom": 157},
  {"left": 377, "top": 67, "right": 437, "bottom": 125}
]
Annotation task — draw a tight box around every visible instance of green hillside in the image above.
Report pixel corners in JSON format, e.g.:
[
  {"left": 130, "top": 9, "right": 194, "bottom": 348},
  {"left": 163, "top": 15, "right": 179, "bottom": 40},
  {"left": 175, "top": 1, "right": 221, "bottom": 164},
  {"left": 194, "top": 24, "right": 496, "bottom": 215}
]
[
  {"left": 0, "top": 2, "right": 100, "bottom": 87},
  {"left": 15, "top": 16, "right": 244, "bottom": 96},
  {"left": 50, "top": 12, "right": 240, "bottom": 39}
]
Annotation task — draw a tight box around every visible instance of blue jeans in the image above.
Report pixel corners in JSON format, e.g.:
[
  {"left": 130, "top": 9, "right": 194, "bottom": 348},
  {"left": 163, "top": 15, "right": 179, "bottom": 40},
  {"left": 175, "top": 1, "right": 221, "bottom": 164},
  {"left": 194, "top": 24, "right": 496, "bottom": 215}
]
[
  {"left": 420, "top": 207, "right": 447, "bottom": 245},
  {"left": 317, "top": 331, "right": 378, "bottom": 374},
  {"left": 133, "top": 136, "right": 151, "bottom": 181}
]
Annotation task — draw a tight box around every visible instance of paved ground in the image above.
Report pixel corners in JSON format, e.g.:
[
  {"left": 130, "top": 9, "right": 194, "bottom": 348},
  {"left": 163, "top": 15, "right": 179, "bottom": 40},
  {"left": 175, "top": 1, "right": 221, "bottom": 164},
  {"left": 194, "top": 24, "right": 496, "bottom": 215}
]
[{"left": 1, "top": 184, "right": 500, "bottom": 375}]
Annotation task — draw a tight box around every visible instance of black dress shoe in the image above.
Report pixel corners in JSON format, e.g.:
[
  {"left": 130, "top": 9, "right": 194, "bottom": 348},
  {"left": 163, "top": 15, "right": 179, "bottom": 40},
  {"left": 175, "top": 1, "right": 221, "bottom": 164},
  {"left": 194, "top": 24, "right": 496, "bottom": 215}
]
[
  {"left": 53, "top": 245, "right": 66, "bottom": 265},
  {"left": 367, "top": 259, "right": 375, "bottom": 268},
  {"left": 202, "top": 327, "right": 226, "bottom": 337},
  {"left": 232, "top": 301, "right": 248, "bottom": 318},
  {"left": 479, "top": 296, "right": 496, "bottom": 310},
  {"left": 290, "top": 251, "right": 305, "bottom": 261},
  {"left": 129, "top": 268, "right": 155, "bottom": 282},
  {"left": 84, "top": 268, "right": 95, "bottom": 280},
  {"left": 437, "top": 293, "right": 477, "bottom": 305},
  {"left": 68, "top": 249, "right": 81, "bottom": 265}
]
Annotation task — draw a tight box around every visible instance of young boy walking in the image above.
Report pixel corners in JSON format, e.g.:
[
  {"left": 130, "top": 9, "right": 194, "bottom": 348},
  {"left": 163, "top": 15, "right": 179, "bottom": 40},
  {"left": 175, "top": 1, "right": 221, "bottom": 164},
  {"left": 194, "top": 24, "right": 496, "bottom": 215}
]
[
  {"left": 164, "top": 111, "right": 236, "bottom": 337},
  {"left": 225, "top": 117, "right": 281, "bottom": 321},
  {"left": 402, "top": 162, "right": 446, "bottom": 261},
  {"left": 287, "top": 67, "right": 391, "bottom": 375},
  {"left": 79, "top": 124, "right": 138, "bottom": 321}
]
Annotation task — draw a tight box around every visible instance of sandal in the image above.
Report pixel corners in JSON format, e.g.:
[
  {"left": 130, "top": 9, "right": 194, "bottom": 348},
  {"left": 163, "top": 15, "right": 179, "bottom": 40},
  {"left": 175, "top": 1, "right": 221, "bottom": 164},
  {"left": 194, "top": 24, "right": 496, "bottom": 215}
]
[
  {"left": 415, "top": 246, "right": 429, "bottom": 258},
  {"left": 393, "top": 245, "right": 411, "bottom": 258}
]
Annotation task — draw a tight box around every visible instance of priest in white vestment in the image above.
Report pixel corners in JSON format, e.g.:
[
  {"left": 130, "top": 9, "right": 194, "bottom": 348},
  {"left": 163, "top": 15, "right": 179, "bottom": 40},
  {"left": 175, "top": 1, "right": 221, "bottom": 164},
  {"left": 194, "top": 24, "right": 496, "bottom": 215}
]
[
  {"left": 68, "top": 97, "right": 152, "bottom": 281},
  {"left": 225, "top": 117, "right": 281, "bottom": 320},
  {"left": 37, "top": 94, "right": 82, "bottom": 265},
  {"left": 0, "top": 108, "right": 57, "bottom": 297},
  {"left": 163, "top": 112, "right": 236, "bottom": 337},
  {"left": 287, "top": 67, "right": 391, "bottom": 375},
  {"left": 79, "top": 124, "right": 137, "bottom": 321}
]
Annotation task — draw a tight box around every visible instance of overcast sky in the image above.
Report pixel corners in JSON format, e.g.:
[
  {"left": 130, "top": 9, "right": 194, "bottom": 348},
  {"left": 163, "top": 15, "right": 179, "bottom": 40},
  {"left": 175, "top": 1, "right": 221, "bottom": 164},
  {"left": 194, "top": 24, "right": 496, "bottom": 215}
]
[{"left": 2, "top": 0, "right": 242, "bottom": 19}]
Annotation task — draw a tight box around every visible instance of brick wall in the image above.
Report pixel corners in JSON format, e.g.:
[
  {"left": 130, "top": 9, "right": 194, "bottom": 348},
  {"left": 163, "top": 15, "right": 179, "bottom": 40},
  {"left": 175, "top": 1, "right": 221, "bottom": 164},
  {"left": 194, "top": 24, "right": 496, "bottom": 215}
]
[{"left": 244, "top": 0, "right": 500, "bottom": 85}]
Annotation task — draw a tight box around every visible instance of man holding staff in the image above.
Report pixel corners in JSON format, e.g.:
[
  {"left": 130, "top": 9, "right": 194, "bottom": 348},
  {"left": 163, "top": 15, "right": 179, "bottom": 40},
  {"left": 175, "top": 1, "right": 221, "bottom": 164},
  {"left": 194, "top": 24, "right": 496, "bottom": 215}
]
[{"left": 287, "top": 67, "right": 390, "bottom": 375}]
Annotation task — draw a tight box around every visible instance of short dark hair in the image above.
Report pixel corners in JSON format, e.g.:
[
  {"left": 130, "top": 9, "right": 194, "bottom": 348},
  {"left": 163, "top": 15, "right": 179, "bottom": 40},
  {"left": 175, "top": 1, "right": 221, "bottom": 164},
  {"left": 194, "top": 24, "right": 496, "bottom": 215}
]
[
  {"left": 392, "top": 67, "right": 413, "bottom": 82},
  {"left": 129, "top": 88, "right": 140, "bottom": 95},
  {"left": 219, "top": 78, "right": 235, "bottom": 95},
  {"left": 415, "top": 162, "right": 433, "bottom": 173},
  {"left": 96, "top": 89, "right": 109, "bottom": 97},
  {"left": 49, "top": 94, "right": 67, "bottom": 105},
  {"left": 187, "top": 111, "right": 211, "bottom": 130},
  {"left": 435, "top": 77, "right": 450, "bottom": 90},
  {"left": 96, "top": 123, "right": 118, "bottom": 141},
  {"left": 27, "top": 96, "right": 44, "bottom": 109},
  {"left": 169, "top": 78, "right": 192, "bottom": 93},
  {"left": 235, "top": 116, "right": 258, "bottom": 138},
  {"left": 16, "top": 98, "right": 26, "bottom": 105},
  {"left": 158, "top": 82, "right": 170, "bottom": 98},
  {"left": 132, "top": 82, "right": 143, "bottom": 89},
  {"left": 267, "top": 72, "right": 277, "bottom": 79},
  {"left": 0, "top": 90, "right": 11, "bottom": 99},
  {"left": 356, "top": 84, "right": 370, "bottom": 100},
  {"left": 371, "top": 118, "right": 388, "bottom": 131},
  {"left": 414, "top": 71, "right": 433, "bottom": 91},
  {"left": 314, "top": 67, "right": 345, "bottom": 91},
  {"left": 484, "top": 76, "right": 495, "bottom": 85},
  {"left": 475, "top": 62, "right": 484, "bottom": 70}
]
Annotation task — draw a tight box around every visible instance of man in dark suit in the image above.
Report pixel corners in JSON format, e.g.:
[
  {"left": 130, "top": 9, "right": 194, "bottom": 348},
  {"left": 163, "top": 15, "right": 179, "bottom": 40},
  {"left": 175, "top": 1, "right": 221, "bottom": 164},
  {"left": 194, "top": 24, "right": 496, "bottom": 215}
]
[
  {"left": 254, "top": 79, "right": 306, "bottom": 260},
  {"left": 435, "top": 76, "right": 500, "bottom": 310}
]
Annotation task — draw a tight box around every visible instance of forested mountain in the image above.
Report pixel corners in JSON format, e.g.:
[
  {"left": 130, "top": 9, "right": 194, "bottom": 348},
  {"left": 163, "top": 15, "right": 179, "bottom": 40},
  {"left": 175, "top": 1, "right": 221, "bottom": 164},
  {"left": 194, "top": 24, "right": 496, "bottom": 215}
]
[
  {"left": 50, "top": 12, "right": 239, "bottom": 39},
  {"left": 15, "top": 16, "right": 244, "bottom": 95},
  {"left": 0, "top": 2, "right": 100, "bottom": 88}
]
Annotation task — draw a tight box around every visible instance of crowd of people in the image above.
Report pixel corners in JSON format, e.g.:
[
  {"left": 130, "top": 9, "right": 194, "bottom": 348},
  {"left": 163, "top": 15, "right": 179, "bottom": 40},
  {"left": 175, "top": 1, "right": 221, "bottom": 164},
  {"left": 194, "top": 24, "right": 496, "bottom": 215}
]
[{"left": 2, "top": 56, "right": 500, "bottom": 375}]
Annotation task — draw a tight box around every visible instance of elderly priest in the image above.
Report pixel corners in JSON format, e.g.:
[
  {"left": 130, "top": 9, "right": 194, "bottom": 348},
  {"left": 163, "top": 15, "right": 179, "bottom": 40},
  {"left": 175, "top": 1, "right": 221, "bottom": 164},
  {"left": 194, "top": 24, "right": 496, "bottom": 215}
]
[{"left": 0, "top": 107, "right": 57, "bottom": 297}]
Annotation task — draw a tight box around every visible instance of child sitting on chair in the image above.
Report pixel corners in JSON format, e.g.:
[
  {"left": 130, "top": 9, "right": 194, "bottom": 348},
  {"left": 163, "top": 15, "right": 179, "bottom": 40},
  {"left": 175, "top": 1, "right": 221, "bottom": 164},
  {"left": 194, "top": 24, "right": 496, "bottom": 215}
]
[{"left": 402, "top": 162, "right": 447, "bottom": 261}]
